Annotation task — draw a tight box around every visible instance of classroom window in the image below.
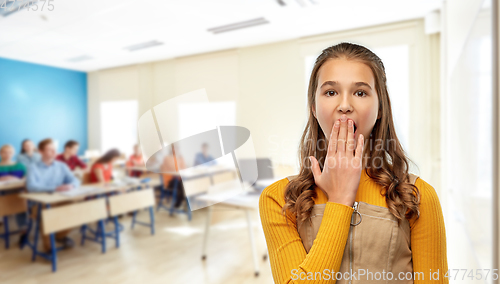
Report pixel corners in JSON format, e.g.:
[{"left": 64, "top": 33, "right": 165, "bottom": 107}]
[
  {"left": 178, "top": 101, "right": 236, "bottom": 167},
  {"left": 100, "top": 100, "right": 138, "bottom": 157}
]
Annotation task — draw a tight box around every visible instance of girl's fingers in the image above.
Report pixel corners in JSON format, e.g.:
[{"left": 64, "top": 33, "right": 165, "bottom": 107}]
[
  {"left": 337, "top": 117, "right": 348, "bottom": 154},
  {"left": 328, "top": 120, "right": 340, "bottom": 157},
  {"left": 347, "top": 119, "right": 356, "bottom": 157},
  {"left": 354, "top": 134, "right": 364, "bottom": 162},
  {"left": 309, "top": 156, "right": 321, "bottom": 179}
]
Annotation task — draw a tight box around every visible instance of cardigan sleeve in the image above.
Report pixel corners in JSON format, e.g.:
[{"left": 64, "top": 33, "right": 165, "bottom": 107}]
[
  {"left": 259, "top": 178, "right": 354, "bottom": 283},
  {"left": 409, "top": 177, "right": 449, "bottom": 283}
]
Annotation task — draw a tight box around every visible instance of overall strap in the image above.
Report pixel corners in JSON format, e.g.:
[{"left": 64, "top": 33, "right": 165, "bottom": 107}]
[{"left": 408, "top": 173, "right": 419, "bottom": 185}]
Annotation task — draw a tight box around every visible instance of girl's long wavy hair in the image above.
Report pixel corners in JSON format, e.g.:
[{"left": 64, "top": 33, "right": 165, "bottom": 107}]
[{"left": 282, "top": 42, "right": 421, "bottom": 229}]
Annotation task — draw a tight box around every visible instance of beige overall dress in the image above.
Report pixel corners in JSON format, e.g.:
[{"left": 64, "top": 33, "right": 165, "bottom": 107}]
[{"left": 287, "top": 174, "right": 419, "bottom": 284}]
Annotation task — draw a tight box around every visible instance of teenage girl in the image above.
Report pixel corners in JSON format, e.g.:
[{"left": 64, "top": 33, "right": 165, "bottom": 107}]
[{"left": 259, "top": 42, "right": 448, "bottom": 283}]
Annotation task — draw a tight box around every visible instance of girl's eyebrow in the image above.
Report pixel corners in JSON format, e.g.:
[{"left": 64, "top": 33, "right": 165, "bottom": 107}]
[{"left": 320, "top": 80, "right": 373, "bottom": 90}]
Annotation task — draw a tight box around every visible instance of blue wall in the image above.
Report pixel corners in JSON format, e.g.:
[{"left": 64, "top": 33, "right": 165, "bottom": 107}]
[{"left": 0, "top": 57, "right": 87, "bottom": 156}]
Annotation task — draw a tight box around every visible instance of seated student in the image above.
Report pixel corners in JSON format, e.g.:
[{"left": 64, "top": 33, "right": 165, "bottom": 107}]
[
  {"left": 161, "top": 145, "right": 187, "bottom": 209},
  {"left": 17, "top": 139, "right": 41, "bottom": 168},
  {"left": 193, "top": 143, "right": 216, "bottom": 166},
  {"left": 89, "top": 149, "right": 121, "bottom": 183},
  {"left": 0, "top": 144, "right": 29, "bottom": 247},
  {"left": 0, "top": 144, "right": 26, "bottom": 180},
  {"left": 56, "top": 140, "right": 87, "bottom": 171},
  {"left": 126, "top": 144, "right": 144, "bottom": 177},
  {"left": 26, "top": 138, "right": 80, "bottom": 251}
]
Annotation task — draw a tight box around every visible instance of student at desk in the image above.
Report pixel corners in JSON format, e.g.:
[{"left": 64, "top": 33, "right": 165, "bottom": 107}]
[
  {"left": 126, "top": 144, "right": 144, "bottom": 177},
  {"left": 26, "top": 138, "right": 80, "bottom": 251},
  {"left": 161, "top": 145, "right": 186, "bottom": 209},
  {"left": 0, "top": 144, "right": 26, "bottom": 180},
  {"left": 89, "top": 149, "right": 120, "bottom": 183},
  {"left": 17, "top": 139, "right": 41, "bottom": 169},
  {"left": 193, "top": 143, "right": 216, "bottom": 166},
  {"left": 0, "top": 144, "right": 28, "bottom": 247},
  {"left": 56, "top": 140, "right": 87, "bottom": 171}
]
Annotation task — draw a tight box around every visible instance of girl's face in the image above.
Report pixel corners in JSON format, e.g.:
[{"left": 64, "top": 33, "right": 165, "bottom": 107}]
[
  {"left": 134, "top": 145, "right": 141, "bottom": 155},
  {"left": 23, "top": 140, "right": 35, "bottom": 153},
  {"left": 313, "top": 58, "right": 380, "bottom": 146},
  {"left": 0, "top": 147, "right": 14, "bottom": 162}
]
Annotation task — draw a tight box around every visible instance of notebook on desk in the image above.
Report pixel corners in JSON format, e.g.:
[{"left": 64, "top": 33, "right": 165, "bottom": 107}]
[
  {"left": 108, "top": 176, "right": 142, "bottom": 187},
  {"left": 0, "top": 179, "right": 23, "bottom": 186},
  {"left": 58, "top": 186, "right": 101, "bottom": 197}
]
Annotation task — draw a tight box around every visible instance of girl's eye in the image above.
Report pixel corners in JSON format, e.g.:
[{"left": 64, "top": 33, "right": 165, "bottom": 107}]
[
  {"left": 355, "top": 90, "right": 367, "bottom": 97},
  {"left": 325, "top": 90, "right": 336, "bottom": 96}
]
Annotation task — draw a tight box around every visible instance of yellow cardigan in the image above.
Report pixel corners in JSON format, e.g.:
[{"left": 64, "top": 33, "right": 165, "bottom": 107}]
[{"left": 259, "top": 168, "right": 448, "bottom": 283}]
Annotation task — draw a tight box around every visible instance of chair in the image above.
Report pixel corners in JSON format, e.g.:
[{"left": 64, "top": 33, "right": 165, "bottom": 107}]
[
  {"left": 172, "top": 176, "right": 211, "bottom": 221},
  {"left": 157, "top": 174, "right": 173, "bottom": 212},
  {"left": 81, "top": 171, "right": 92, "bottom": 185},
  {"left": 40, "top": 198, "right": 108, "bottom": 272},
  {"left": 0, "top": 193, "right": 27, "bottom": 249}
]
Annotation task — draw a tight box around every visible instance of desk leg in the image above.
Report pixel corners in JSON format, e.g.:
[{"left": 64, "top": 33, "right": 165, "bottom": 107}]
[
  {"left": 157, "top": 189, "right": 164, "bottom": 212},
  {"left": 3, "top": 216, "right": 8, "bottom": 249},
  {"left": 186, "top": 198, "right": 192, "bottom": 221},
  {"left": 245, "top": 209, "right": 259, "bottom": 277},
  {"left": 149, "top": 207, "right": 155, "bottom": 235},
  {"left": 49, "top": 233, "right": 56, "bottom": 272},
  {"left": 201, "top": 205, "right": 212, "bottom": 260},
  {"left": 99, "top": 220, "right": 106, "bottom": 254},
  {"left": 24, "top": 202, "right": 33, "bottom": 250},
  {"left": 94, "top": 223, "right": 100, "bottom": 241},
  {"left": 131, "top": 211, "right": 137, "bottom": 229},
  {"left": 169, "top": 178, "right": 179, "bottom": 216},
  {"left": 114, "top": 216, "right": 120, "bottom": 248},
  {"left": 32, "top": 203, "right": 41, "bottom": 262},
  {"left": 157, "top": 174, "right": 166, "bottom": 212},
  {"left": 81, "top": 225, "right": 87, "bottom": 246}
]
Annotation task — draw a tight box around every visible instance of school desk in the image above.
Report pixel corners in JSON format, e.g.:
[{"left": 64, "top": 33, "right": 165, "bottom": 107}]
[
  {"left": 195, "top": 181, "right": 266, "bottom": 277},
  {"left": 19, "top": 179, "right": 156, "bottom": 272},
  {"left": 158, "top": 165, "right": 236, "bottom": 220},
  {"left": 0, "top": 179, "right": 25, "bottom": 192},
  {"left": 0, "top": 179, "right": 27, "bottom": 248}
]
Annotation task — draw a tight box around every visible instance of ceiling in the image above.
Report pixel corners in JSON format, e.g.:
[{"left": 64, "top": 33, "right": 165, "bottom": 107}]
[{"left": 0, "top": 0, "right": 442, "bottom": 72}]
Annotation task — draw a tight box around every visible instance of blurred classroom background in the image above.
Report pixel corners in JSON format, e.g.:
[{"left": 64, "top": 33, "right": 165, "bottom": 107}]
[{"left": 0, "top": 0, "right": 499, "bottom": 283}]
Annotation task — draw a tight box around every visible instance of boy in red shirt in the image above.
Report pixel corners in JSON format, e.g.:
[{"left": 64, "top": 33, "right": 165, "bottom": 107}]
[{"left": 56, "top": 140, "right": 87, "bottom": 171}]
